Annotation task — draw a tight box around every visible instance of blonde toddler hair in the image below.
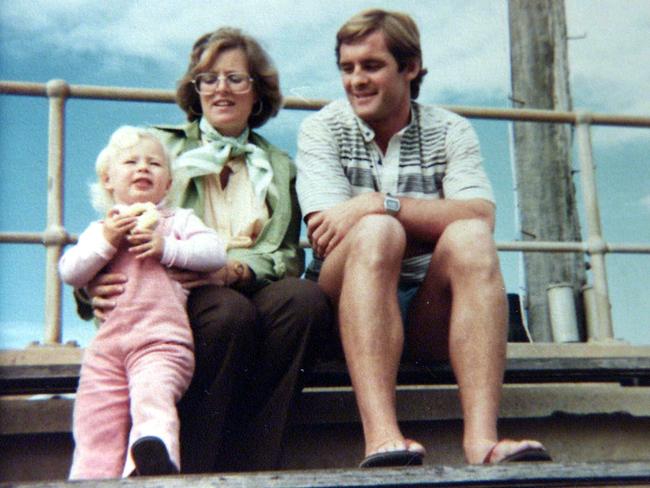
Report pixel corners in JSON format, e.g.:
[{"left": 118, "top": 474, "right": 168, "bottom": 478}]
[{"left": 89, "top": 126, "right": 171, "bottom": 214}]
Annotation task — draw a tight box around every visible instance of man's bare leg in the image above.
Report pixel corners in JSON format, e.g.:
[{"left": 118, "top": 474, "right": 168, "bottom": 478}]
[
  {"left": 408, "top": 219, "right": 509, "bottom": 463},
  {"left": 318, "top": 215, "right": 424, "bottom": 457}
]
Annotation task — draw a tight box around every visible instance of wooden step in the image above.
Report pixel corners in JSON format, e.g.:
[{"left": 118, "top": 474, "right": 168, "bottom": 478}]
[
  {"left": 1, "top": 462, "right": 649, "bottom": 487},
  {"left": 2, "top": 356, "right": 650, "bottom": 395}
]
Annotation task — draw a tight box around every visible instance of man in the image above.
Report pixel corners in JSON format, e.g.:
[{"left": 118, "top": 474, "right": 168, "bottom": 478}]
[{"left": 296, "top": 9, "right": 552, "bottom": 467}]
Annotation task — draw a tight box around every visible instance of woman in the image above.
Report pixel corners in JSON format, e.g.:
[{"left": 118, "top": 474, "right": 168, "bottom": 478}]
[{"left": 84, "top": 27, "right": 332, "bottom": 473}]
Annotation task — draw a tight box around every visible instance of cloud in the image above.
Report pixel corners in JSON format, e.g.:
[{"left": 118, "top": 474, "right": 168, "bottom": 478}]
[
  {"left": 566, "top": 0, "right": 650, "bottom": 114},
  {"left": 2, "top": 0, "right": 648, "bottom": 124},
  {"left": 564, "top": 0, "right": 650, "bottom": 146},
  {"left": 642, "top": 195, "right": 650, "bottom": 214}
]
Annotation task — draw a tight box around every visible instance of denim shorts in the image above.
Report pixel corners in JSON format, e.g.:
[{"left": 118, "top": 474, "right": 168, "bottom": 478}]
[
  {"left": 306, "top": 258, "right": 420, "bottom": 327},
  {"left": 397, "top": 282, "right": 420, "bottom": 328}
]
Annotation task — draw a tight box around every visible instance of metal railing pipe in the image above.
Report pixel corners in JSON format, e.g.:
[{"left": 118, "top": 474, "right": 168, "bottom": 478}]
[
  {"left": 575, "top": 113, "right": 614, "bottom": 341},
  {"left": 2, "top": 79, "right": 649, "bottom": 346},
  {"left": 495, "top": 241, "right": 586, "bottom": 252},
  {"left": 6, "top": 232, "right": 650, "bottom": 255},
  {"left": 3, "top": 81, "right": 650, "bottom": 127},
  {"left": 42, "top": 80, "right": 69, "bottom": 345},
  {"left": 0, "top": 232, "right": 49, "bottom": 244},
  {"left": 605, "top": 243, "right": 650, "bottom": 254},
  {"left": 442, "top": 104, "right": 650, "bottom": 127}
]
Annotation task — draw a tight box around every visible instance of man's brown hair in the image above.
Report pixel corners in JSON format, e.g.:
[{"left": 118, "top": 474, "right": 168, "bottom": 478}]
[{"left": 336, "top": 9, "right": 428, "bottom": 99}]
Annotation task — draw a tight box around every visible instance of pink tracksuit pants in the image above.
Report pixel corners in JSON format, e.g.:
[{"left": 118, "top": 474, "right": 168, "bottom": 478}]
[{"left": 69, "top": 242, "right": 194, "bottom": 479}]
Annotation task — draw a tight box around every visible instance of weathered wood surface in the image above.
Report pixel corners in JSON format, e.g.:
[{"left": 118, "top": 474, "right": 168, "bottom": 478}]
[
  {"left": 1, "top": 462, "right": 649, "bottom": 487},
  {"left": 311, "top": 357, "right": 650, "bottom": 386},
  {"left": 3, "top": 356, "right": 650, "bottom": 395},
  {"left": 508, "top": 0, "right": 587, "bottom": 342},
  {"left": 0, "top": 364, "right": 80, "bottom": 394}
]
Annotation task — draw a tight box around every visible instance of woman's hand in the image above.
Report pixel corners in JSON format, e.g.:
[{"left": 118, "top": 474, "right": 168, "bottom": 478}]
[
  {"left": 127, "top": 231, "right": 165, "bottom": 261},
  {"left": 167, "top": 269, "right": 213, "bottom": 289},
  {"left": 212, "top": 260, "right": 253, "bottom": 286},
  {"left": 168, "top": 260, "right": 253, "bottom": 289},
  {"left": 87, "top": 272, "right": 128, "bottom": 321}
]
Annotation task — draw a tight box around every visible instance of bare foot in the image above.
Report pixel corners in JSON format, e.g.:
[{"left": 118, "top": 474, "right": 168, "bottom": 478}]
[
  {"left": 369, "top": 438, "right": 426, "bottom": 456},
  {"left": 479, "top": 439, "right": 550, "bottom": 464}
]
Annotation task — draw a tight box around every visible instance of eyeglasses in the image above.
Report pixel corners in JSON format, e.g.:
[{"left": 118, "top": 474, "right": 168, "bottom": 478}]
[{"left": 192, "top": 72, "right": 254, "bottom": 95}]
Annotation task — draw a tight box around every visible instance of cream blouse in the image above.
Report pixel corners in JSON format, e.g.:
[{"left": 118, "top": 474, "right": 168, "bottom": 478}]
[{"left": 201, "top": 155, "right": 270, "bottom": 250}]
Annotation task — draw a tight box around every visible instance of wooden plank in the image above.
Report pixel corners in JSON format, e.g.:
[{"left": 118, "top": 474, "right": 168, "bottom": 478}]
[
  {"left": 3, "top": 383, "right": 649, "bottom": 433},
  {"left": 0, "top": 364, "right": 80, "bottom": 394},
  {"left": 2, "top": 356, "right": 650, "bottom": 395},
  {"left": 0, "top": 346, "right": 83, "bottom": 366},
  {"left": 3, "top": 343, "right": 649, "bottom": 365},
  {"left": 308, "top": 357, "right": 650, "bottom": 387},
  {"left": 1, "top": 462, "right": 649, "bottom": 487},
  {"left": 0, "top": 396, "right": 73, "bottom": 434}
]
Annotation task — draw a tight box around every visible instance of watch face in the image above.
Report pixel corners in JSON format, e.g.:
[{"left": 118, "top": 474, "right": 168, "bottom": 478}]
[{"left": 385, "top": 196, "right": 400, "bottom": 214}]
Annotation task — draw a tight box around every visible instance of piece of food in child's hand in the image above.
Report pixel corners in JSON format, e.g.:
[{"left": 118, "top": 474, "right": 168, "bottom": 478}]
[{"left": 114, "top": 202, "right": 160, "bottom": 233}]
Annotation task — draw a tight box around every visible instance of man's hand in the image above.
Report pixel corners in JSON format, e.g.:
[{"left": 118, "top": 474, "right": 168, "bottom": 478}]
[
  {"left": 87, "top": 272, "right": 128, "bottom": 321},
  {"left": 102, "top": 209, "right": 136, "bottom": 248},
  {"left": 307, "top": 192, "right": 383, "bottom": 257},
  {"left": 127, "top": 232, "right": 165, "bottom": 261}
]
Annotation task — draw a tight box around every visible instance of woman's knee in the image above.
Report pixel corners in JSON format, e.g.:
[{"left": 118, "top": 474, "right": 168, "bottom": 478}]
[
  {"left": 254, "top": 278, "right": 332, "bottom": 333},
  {"left": 277, "top": 277, "right": 330, "bottom": 314},
  {"left": 254, "top": 277, "right": 336, "bottom": 366},
  {"left": 187, "top": 286, "right": 257, "bottom": 346}
]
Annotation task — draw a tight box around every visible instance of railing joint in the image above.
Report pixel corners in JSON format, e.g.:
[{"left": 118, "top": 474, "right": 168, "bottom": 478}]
[
  {"left": 586, "top": 236, "right": 608, "bottom": 256},
  {"left": 45, "top": 79, "right": 70, "bottom": 99},
  {"left": 575, "top": 110, "right": 593, "bottom": 126},
  {"left": 41, "top": 225, "right": 69, "bottom": 247}
]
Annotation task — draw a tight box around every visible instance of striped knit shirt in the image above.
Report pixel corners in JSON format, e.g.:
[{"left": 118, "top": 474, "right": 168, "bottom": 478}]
[{"left": 296, "top": 99, "right": 495, "bottom": 282}]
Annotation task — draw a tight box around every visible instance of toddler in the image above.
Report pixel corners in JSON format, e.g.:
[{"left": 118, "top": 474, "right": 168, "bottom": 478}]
[{"left": 59, "top": 126, "right": 226, "bottom": 478}]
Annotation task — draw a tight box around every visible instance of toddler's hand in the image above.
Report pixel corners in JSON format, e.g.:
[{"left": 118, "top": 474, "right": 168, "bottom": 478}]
[
  {"left": 128, "top": 232, "right": 165, "bottom": 261},
  {"left": 103, "top": 209, "right": 136, "bottom": 247}
]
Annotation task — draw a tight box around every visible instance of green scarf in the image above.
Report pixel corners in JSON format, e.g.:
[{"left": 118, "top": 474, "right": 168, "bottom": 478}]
[{"left": 171, "top": 118, "right": 273, "bottom": 209}]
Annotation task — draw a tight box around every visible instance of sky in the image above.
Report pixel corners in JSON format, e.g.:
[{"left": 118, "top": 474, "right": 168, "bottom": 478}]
[{"left": 0, "top": 0, "right": 648, "bottom": 348}]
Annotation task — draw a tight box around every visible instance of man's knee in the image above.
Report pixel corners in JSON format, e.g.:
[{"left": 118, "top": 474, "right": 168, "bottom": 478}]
[
  {"left": 347, "top": 214, "right": 406, "bottom": 266},
  {"left": 438, "top": 219, "right": 499, "bottom": 274}
]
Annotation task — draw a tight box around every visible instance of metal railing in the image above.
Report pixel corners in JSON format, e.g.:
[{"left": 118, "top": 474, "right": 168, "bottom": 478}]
[{"left": 2, "top": 79, "right": 650, "bottom": 346}]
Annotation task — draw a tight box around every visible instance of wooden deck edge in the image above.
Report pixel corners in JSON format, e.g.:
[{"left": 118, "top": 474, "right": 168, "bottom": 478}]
[
  {"left": 2, "top": 342, "right": 650, "bottom": 367},
  {"left": 1, "top": 462, "right": 649, "bottom": 487},
  {"left": 5, "top": 359, "right": 650, "bottom": 397},
  {"left": 3, "top": 383, "right": 650, "bottom": 435}
]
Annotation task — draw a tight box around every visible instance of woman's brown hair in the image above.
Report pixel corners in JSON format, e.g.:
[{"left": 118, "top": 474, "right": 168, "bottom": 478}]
[{"left": 176, "top": 27, "right": 282, "bottom": 128}]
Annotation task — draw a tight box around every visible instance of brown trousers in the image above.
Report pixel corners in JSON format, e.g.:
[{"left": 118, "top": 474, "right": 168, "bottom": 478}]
[{"left": 178, "top": 277, "right": 333, "bottom": 473}]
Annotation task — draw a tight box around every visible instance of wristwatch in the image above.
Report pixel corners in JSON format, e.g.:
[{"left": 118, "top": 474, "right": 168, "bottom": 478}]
[{"left": 383, "top": 194, "right": 401, "bottom": 216}]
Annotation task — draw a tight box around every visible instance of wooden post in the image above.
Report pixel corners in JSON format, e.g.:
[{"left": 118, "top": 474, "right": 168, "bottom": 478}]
[{"left": 508, "top": 0, "right": 586, "bottom": 342}]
